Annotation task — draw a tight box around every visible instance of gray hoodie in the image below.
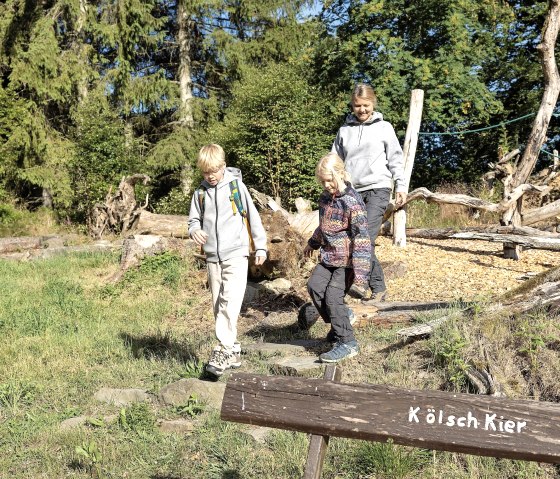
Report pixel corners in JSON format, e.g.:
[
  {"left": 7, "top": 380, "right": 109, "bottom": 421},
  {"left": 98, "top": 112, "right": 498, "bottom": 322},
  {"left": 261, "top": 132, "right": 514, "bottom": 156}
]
[
  {"left": 331, "top": 112, "right": 406, "bottom": 193},
  {"left": 188, "top": 168, "right": 267, "bottom": 263}
]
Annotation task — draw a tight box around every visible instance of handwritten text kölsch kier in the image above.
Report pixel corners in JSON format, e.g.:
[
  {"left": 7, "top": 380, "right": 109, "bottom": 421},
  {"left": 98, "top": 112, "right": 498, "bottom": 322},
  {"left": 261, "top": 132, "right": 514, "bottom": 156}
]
[{"left": 408, "top": 407, "right": 527, "bottom": 434}]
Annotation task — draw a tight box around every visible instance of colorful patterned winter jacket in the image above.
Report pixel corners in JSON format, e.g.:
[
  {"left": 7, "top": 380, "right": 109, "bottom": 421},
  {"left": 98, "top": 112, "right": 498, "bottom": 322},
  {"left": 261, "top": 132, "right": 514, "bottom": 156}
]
[{"left": 307, "top": 183, "right": 371, "bottom": 286}]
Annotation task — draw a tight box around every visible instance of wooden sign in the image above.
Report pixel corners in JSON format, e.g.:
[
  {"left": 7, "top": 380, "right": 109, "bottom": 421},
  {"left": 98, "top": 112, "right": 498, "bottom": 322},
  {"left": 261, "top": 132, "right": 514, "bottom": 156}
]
[{"left": 221, "top": 373, "right": 560, "bottom": 463}]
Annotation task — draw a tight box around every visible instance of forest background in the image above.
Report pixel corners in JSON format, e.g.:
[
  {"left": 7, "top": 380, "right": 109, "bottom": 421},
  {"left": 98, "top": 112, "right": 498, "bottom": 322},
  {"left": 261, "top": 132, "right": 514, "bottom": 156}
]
[{"left": 0, "top": 0, "right": 559, "bottom": 230}]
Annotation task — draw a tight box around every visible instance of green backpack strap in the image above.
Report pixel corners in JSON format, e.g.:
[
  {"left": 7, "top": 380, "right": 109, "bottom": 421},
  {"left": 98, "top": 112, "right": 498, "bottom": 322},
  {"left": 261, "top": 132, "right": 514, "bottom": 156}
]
[
  {"left": 229, "top": 179, "right": 255, "bottom": 252},
  {"left": 229, "top": 179, "right": 247, "bottom": 217}
]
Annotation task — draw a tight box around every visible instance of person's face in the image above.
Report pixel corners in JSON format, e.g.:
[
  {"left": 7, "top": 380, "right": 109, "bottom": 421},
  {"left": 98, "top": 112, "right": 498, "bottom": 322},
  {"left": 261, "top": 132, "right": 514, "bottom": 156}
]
[
  {"left": 352, "top": 97, "right": 374, "bottom": 123},
  {"left": 318, "top": 171, "right": 340, "bottom": 195},
  {"left": 202, "top": 165, "right": 225, "bottom": 186}
]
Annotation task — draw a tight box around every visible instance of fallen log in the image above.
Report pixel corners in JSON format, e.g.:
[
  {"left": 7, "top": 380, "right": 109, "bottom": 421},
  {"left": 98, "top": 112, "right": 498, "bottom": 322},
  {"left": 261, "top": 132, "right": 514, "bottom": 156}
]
[
  {"left": 522, "top": 198, "right": 560, "bottom": 225},
  {"left": 132, "top": 211, "right": 189, "bottom": 238},
  {"left": 389, "top": 226, "right": 560, "bottom": 251},
  {"left": 403, "top": 225, "right": 560, "bottom": 239}
]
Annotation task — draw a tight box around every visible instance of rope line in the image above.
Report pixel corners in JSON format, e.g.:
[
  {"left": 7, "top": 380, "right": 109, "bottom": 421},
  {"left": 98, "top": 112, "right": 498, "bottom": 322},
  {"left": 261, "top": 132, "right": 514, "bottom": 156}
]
[
  {"left": 418, "top": 112, "right": 560, "bottom": 136},
  {"left": 540, "top": 147, "right": 559, "bottom": 158}
]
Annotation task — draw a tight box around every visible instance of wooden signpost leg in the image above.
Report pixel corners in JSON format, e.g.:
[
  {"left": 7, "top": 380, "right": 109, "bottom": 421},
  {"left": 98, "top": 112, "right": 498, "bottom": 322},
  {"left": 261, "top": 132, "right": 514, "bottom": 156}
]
[{"left": 303, "top": 364, "right": 342, "bottom": 479}]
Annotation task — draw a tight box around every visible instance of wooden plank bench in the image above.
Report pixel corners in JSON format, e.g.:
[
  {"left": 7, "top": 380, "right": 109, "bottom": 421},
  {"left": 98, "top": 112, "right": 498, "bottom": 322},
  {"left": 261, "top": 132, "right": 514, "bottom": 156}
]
[{"left": 221, "top": 366, "right": 560, "bottom": 478}]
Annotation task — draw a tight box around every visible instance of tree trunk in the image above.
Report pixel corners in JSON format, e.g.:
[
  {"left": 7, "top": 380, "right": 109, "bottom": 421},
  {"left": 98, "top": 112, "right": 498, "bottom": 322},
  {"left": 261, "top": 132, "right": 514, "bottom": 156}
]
[
  {"left": 133, "top": 211, "right": 189, "bottom": 238},
  {"left": 177, "top": 0, "right": 194, "bottom": 128},
  {"left": 503, "top": 0, "right": 560, "bottom": 258},
  {"left": 393, "top": 89, "right": 424, "bottom": 247}
]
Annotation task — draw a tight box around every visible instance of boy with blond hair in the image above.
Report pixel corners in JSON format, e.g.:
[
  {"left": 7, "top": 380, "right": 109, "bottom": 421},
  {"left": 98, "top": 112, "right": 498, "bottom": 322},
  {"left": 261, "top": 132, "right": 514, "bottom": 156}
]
[{"left": 188, "top": 144, "right": 267, "bottom": 377}]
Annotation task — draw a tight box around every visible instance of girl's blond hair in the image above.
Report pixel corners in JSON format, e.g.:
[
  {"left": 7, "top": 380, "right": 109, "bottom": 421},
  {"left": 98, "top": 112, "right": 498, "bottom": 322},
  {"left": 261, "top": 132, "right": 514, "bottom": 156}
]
[
  {"left": 351, "top": 83, "right": 377, "bottom": 110},
  {"left": 316, "top": 152, "right": 351, "bottom": 191},
  {"left": 197, "top": 144, "right": 226, "bottom": 171}
]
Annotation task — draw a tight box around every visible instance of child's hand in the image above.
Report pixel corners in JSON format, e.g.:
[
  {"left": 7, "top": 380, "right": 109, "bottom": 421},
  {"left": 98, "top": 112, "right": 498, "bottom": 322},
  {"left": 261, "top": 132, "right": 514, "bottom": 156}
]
[
  {"left": 254, "top": 254, "right": 266, "bottom": 266},
  {"left": 303, "top": 245, "right": 314, "bottom": 258},
  {"left": 191, "top": 230, "right": 208, "bottom": 246}
]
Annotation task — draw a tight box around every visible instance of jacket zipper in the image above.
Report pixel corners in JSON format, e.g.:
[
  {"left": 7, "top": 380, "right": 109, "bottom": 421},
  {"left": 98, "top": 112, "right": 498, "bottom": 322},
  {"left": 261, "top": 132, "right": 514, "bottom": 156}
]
[{"left": 214, "top": 188, "right": 221, "bottom": 262}]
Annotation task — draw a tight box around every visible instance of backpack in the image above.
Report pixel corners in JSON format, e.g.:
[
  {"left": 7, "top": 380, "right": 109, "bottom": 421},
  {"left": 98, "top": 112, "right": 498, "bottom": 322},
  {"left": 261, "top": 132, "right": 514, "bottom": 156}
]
[{"left": 197, "top": 168, "right": 255, "bottom": 252}]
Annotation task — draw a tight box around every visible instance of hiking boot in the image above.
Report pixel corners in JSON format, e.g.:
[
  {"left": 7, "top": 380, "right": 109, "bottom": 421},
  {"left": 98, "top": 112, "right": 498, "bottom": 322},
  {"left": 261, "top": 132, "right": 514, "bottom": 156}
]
[
  {"left": 231, "top": 342, "right": 242, "bottom": 368},
  {"left": 372, "top": 290, "right": 387, "bottom": 302},
  {"left": 319, "top": 340, "right": 360, "bottom": 363},
  {"left": 205, "top": 345, "right": 240, "bottom": 377},
  {"left": 362, "top": 289, "right": 387, "bottom": 303}
]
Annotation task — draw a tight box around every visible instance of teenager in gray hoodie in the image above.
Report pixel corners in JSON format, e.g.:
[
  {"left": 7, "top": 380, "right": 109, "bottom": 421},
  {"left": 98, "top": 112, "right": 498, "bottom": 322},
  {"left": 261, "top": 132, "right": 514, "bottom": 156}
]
[
  {"left": 331, "top": 83, "right": 407, "bottom": 301},
  {"left": 188, "top": 144, "right": 267, "bottom": 377}
]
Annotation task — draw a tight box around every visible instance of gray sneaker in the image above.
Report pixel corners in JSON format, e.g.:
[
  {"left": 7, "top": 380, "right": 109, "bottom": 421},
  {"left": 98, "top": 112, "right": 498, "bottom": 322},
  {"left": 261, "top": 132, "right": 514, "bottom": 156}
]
[
  {"left": 319, "top": 340, "right": 360, "bottom": 363},
  {"left": 205, "top": 345, "right": 240, "bottom": 377}
]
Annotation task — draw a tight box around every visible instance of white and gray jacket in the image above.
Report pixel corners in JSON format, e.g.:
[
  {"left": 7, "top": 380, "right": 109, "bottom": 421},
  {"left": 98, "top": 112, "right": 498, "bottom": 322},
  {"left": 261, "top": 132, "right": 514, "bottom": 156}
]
[
  {"left": 331, "top": 112, "right": 406, "bottom": 193},
  {"left": 188, "top": 169, "right": 267, "bottom": 263}
]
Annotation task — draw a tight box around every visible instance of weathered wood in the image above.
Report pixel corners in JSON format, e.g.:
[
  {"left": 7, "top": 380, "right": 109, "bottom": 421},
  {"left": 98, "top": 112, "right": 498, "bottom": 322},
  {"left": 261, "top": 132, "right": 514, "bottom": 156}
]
[
  {"left": 132, "top": 210, "right": 189, "bottom": 238},
  {"left": 451, "top": 232, "right": 560, "bottom": 251},
  {"left": 304, "top": 365, "right": 341, "bottom": 479},
  {"left": 405, "top": 186, "right": 546, "bottom": 214},
  {"left": 522, "top": 198, "right": 560, "bottom": 225},
  {"left": 393, "top": 89, "right": 424, "bottom": 248},
  {"left": 396, "top": 316, "right": 452, "bottom": 339},
  {"left": 512, "top": 0, "right": 560, "bottom": 187},
  {"left": 503, "top": 0, "right": 560, "bottom": 259},
  {"left": 401, "top": 225, "right": 560, "bottom": 239},
  {"left": 89, "top": 174, "right": 150, "bottom": 238},
  {"left": 109, "top": 234, "right": 193, "bottom": 282},
  {"left": 221, "top": 373, "right": 560, "bottom": 463},
  {"left": 389, "top": 226, "right": 560, "bottom": 251}
]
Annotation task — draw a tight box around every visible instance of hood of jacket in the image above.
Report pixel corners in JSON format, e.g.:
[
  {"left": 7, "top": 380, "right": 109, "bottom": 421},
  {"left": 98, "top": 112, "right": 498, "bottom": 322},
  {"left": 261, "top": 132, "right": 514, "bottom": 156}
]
[{"left": 344, "top": 111, "right": 384, "bottom": 126}]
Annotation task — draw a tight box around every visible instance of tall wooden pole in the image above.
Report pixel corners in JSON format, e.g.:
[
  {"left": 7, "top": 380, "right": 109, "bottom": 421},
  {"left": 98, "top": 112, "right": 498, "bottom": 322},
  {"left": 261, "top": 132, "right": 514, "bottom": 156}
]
[{"left": 393, "top": 89, "right": 424, "bottom": 247}]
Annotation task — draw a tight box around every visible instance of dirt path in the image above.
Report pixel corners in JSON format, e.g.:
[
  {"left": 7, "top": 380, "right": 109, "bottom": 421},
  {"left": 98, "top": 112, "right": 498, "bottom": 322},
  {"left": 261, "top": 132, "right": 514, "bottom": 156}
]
[{"left": 377, "top": 236, "right": 558, "bottom": 302}]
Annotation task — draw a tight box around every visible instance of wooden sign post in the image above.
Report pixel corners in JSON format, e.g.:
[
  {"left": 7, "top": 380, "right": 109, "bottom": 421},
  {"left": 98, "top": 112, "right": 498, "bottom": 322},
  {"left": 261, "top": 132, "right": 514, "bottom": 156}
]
[{"left": 222, "top": 372, "right": 560, "bottom": 473}]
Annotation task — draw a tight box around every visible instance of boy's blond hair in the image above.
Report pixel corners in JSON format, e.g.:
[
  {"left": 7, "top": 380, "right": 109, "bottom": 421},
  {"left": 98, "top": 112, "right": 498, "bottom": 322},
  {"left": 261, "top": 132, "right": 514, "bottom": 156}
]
[
  {"left": 316, "top": 152, "right": 351, "bottom": 191},
  {"left": 197, "top": 144, "right": 226, "bottom": 171}
]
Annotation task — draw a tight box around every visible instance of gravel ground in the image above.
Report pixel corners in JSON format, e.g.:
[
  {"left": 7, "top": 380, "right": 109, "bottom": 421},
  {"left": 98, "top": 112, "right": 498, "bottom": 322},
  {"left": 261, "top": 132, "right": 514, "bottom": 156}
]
[{"left": 377, "top": 235, "right": 559, "bottom": 302}]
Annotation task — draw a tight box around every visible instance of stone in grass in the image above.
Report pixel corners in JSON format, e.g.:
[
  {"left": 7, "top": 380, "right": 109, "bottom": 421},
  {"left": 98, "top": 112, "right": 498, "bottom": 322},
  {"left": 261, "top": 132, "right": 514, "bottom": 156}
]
[
  {"left": 269, "top": 356, "right": 325, "bottom": 377},
  {"left": 158, "top": 378, "right": 225, "bottom": 410},
  {"left": 60, "top": 414, "right": 117, "bottom": 430}
]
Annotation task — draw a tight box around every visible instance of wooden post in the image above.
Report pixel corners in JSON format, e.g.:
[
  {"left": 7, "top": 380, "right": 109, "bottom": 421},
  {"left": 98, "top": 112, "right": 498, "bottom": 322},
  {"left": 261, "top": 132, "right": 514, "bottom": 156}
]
[
  {"left": 303, "top": 364, "right": 342, "bottom": 479},
  {"left": 393, "top": 89, "right": 424, "bottom": 247}
]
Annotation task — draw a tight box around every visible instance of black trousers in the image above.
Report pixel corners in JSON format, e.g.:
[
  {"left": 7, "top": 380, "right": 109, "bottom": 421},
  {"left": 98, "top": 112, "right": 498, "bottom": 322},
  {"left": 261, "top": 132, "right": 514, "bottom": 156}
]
[{"left": 307, "top": 263, "right": 355, "bottom": 343}]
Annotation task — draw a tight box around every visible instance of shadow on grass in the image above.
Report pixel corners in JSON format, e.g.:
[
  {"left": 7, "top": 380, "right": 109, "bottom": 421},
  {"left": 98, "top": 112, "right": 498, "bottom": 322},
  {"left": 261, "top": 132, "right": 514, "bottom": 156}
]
[
  {"left": 151, "top": 470, "right": 241, "bottom": 479},
  {"left": 120, "top": 331, "right": 199, "bottom": 364}
]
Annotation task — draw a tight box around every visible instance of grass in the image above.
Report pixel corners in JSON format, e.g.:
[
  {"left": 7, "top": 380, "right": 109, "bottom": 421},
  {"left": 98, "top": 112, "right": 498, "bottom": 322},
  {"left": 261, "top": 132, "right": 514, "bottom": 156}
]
[{"left": 0, "top": 247, "right": 558, "bottom": 478}]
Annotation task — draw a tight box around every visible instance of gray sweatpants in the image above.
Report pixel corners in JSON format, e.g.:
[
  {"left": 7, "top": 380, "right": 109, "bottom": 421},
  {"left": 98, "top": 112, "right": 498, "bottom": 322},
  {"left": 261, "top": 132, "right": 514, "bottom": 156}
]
[{"left": 360, "top": 188, "right": 391, "bottom": 294}]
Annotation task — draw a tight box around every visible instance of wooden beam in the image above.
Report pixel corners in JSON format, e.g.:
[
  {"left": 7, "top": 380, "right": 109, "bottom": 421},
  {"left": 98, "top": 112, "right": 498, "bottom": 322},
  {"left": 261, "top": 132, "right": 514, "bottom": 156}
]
[{"left": 222, "top": 373, "right": 560, "bottom": 464}]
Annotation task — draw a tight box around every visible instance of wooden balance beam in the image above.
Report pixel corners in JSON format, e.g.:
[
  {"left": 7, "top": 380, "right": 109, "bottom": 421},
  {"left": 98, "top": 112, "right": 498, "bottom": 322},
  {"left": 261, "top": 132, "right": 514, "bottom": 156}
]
[{"left": 221, "top": 366, "right": 560, "bottom": 478}]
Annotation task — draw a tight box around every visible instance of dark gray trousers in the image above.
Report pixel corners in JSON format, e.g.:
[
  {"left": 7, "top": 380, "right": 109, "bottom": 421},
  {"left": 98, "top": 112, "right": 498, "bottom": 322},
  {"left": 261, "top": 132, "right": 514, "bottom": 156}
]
[
  {"left": 307, "top": 263, "right": 355, "bottom": 343},
  {"left": 360, "top": 188, "right": 391, "bottom": 293}
]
